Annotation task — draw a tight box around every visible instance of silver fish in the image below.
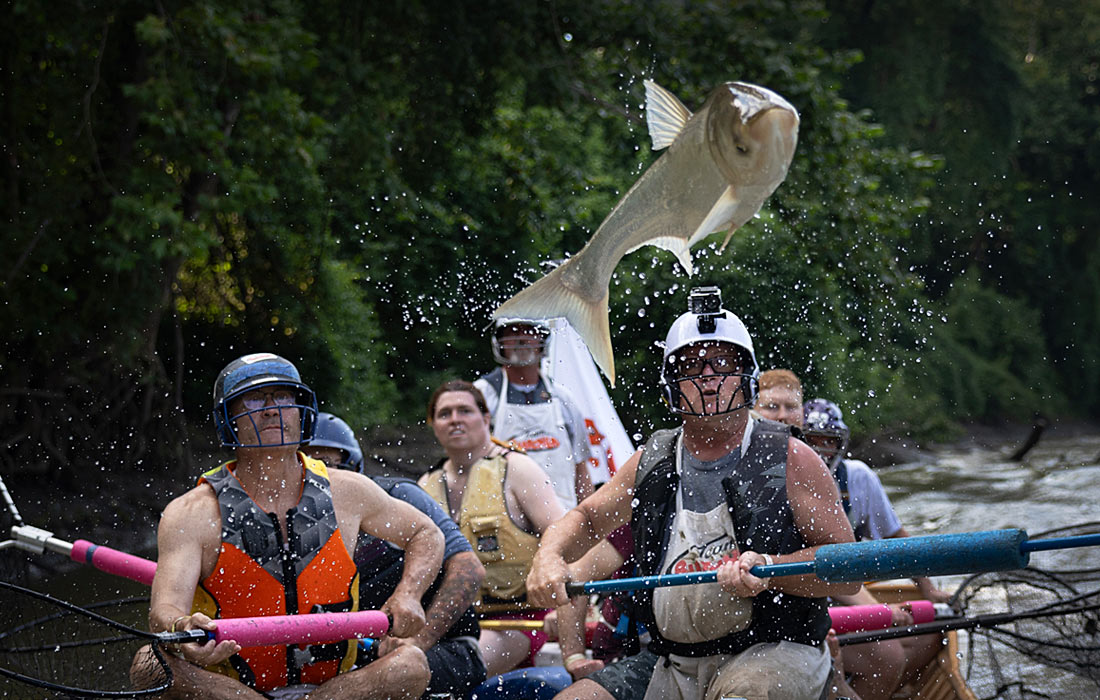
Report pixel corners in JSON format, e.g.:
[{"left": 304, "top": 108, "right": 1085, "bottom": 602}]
[{"left": 494, "top": 80, "right": 800, "bottom": 385}]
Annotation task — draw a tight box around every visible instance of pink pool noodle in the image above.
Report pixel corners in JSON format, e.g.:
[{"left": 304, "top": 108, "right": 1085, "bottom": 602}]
[
  {"left": 829, "top": 604, "right": 892, "bottom": 634},
  {"left": 71, "top": 539, "right": 157, "bottom": 586},
  {"left": 213, "top": 610, "right": 391, "bottom": 647},
  {"left": 828, "top": 600, "right": 936, "bottom": 634}
]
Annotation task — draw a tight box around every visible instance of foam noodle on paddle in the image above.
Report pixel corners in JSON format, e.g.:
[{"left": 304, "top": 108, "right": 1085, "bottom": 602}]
[
  {"left": 827, "top": 600, "right": 938, "bottom": 635},
  {"left": 814, "top": 529, "right": 1030, "bottom": 582},
  {"left": 828, "top": 604, "right": 892, "bottom": 635},
  {"left": 212, "top": 610, "right": 391, "bottom": 648},
  {"left": 909, "top": 600, "right": 935, "bottom": 624},
  {"left": 71, "top": 539, "right": 157, "bottom": 586}
]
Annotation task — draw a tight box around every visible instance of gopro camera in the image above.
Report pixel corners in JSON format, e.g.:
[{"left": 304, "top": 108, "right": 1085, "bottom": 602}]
[{"left": 688, "top": 286, "right": 724, "bottom": 333}]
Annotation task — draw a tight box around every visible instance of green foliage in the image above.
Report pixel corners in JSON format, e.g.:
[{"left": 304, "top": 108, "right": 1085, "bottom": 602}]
[
  {"left": 2, "top": 0, "right": 1097, "bottom": 524},
  {"left": 820, "top": 0, "right": 1100, "bottom": 415},
  {"left": 922, "top": 270, "right": 1066, "bottom": 419}
]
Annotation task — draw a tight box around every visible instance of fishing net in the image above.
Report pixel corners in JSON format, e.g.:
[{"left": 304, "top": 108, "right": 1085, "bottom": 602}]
[
  {"left": 0, "top": 587, "right": 169, "bottom": 698},
  {"left": 952, "top": 522, "right": 1100, "bottom": 700}
]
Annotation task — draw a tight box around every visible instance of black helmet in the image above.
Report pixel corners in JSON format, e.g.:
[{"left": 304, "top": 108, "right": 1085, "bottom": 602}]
[
  {"left": 212, "top": 353, "right": 318, "bottom": 447},
  {"left": 307, "top": 412, "right": 364, "bottom": 473}
]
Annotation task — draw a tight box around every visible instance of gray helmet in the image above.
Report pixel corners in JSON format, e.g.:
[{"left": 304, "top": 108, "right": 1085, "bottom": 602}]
[
  {"left": 660, "top": 287, "right": 759, "bottom": 415},
  {"left": 308, "top": 413, "right": 365, "bottom": 473},
  {"left": 212, "top": 353, "right": 318, "bottom": 447},
  {"left": 490, "top": 318, "right": 551, "bottom": 366}
]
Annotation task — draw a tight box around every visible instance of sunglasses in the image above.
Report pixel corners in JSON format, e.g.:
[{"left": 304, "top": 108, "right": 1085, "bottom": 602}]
[
  {"left": 668, "top": 353, "right": 744, "bottom": 378},
  {"left": 240, "top": 388, "right": 296, "bottom": 411}
]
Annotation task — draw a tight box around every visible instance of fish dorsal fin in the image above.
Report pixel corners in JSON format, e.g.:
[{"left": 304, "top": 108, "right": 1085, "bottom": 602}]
[{"left": 645, "top": 80, "right": 692, "bottom": 151}]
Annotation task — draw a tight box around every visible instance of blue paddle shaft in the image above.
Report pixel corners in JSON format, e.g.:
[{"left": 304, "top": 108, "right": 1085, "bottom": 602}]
[
  {"left": 566, "top": 528, "right": 1035, "bottom": 596},
  {"left": 565, "top": 561, "right": 810, "bottom": 596},
  {"left": 1021, "top": 532, "right": 1100, "bottom": 553}
]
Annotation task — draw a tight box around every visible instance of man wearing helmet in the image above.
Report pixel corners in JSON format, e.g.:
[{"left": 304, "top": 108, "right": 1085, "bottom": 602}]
[
  {"left": 474, "top": 319, "right": 594, "bottom": 509},
  {"left": 527, "top": 288, "right": 858, "bottom": 700},
  {"left": 305, "top": 412, "right": 490, "bottom": 700},
  {"left": 307, "top": 412, "right": 367, "bottom": 473},
  {"left": 141, "top": 354, "right": 445, "bottom": 700}
]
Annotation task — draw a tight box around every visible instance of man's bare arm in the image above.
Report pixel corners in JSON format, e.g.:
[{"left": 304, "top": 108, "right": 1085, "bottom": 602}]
[
  {"left": 149, "top": 489, "right": 240, "bottom": 666},
  {"left": 574, "top": 460, "right": 594, "bottom": 504},
  {"left": 508, "top": 453, "right": 567, "bottom": 536},
  {"left": 335, "top": 472, "right": 445, "bottom": 637},
  {"left": 526, "top": 449, "right": 640, "bottom": 608},
  {"left": 407, "top": 551, "right": 484, "bottom": 651},
  {"left": 767, "top": 438, "right": 860, "bottom": 597}
]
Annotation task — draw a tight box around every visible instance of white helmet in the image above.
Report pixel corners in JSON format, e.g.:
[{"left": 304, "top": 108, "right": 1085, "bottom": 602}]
[
  {"left": 490, "top": 318, "right": 551, "bottom": 366},
  {"left": 660, "top": 287, "right": 760, "bottom": 416}
]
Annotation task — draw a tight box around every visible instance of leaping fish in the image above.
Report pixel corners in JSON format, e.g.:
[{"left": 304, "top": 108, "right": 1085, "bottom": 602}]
[{"left": 493, "top": 80, "right": 800, "bottom": 385}]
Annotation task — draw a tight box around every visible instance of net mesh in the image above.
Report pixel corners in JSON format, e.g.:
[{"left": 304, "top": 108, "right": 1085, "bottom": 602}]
[
  {"left": 953, "top": 522, "right": 1100, "bottom": 700},
  {"left": 0, "top": 587, "right": 169, "bottom": 698}
]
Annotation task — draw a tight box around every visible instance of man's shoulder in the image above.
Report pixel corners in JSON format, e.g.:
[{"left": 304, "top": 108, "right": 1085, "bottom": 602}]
[
  {"left": 161, "top": 482, "right": 219, "bottom": 530},
  {"left": 377, "top": 477, "right": 437, "bottom": 511},
  {"left": 843, "top": 459, "right": 878, "bottom": 483},
  {"left": 843, "top": 459, "right": 889, "bottom": 500},
  {"left": 474, "top": 367, "right": 503, "bottom": 389},
  {"left": 329, "top": 469, "right": 387, "bottom": 511},
  {"left": 753, "top": 417, "right": 796, "bottom": 439},
  {"left": 502, "top": 448, "right": 541, "bottom": 474}
]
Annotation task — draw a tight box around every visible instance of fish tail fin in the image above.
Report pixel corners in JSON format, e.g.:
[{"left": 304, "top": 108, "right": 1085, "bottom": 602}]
[{"left": 494, "top": 265, "right": 616, "bottom": 386}]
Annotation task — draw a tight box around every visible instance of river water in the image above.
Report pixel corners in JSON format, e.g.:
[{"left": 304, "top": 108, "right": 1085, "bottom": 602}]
[{"left": 877, "top": 430, "right": 1100, "bottom": 699}]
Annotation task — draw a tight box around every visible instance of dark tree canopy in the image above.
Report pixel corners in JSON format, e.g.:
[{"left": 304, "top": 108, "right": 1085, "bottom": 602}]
[{"left": 2, "top": 0, "right": 1097, "bottom": 540}]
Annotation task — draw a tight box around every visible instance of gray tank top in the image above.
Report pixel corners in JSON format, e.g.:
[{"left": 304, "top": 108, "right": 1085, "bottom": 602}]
[{"left": 680, "top": 447, "right": 741, "bottom": 512}]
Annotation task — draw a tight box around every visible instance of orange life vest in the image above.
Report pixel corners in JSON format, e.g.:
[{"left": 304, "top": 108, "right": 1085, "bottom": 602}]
[{"left": 193, "top": 454, "right": 359, "bottom": 691}]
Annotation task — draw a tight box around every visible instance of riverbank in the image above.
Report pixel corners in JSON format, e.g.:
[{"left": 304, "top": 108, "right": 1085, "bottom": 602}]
[
  {"left": 4, "top": 415, "right": 1097, "bottom": 584},
  {"left": 855, "top": 416, "right": 1100, "bottom": 468}
]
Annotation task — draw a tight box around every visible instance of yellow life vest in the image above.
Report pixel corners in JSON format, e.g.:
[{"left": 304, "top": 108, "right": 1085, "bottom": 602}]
[{"left": 422, "top": 453, "right": 539, "bottom": 602}]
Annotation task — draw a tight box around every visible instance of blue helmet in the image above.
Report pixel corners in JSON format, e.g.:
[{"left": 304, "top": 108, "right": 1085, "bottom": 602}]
[
  {"left": 802, "top": 398, "right": 850, "bottom": 471},
  {"left": 308, "top": 413, "right": 364, "bottom": 473},
  {"left": 212, "top": 353, "right": 318, "bottom": 448}
]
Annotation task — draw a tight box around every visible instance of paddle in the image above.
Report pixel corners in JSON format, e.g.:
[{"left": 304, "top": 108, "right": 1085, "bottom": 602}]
[
  {"left": 481, "top": 600, "right": 949, "bottom": 636},
  {"left": 0, "top": 472, "right": 157, "bottom": 585},
  {"left": 563, "top": 528, "right": 1100, "bottom": 596},
  {"left": 836, "top": 594, "right": 1100, "bottom": 646}
]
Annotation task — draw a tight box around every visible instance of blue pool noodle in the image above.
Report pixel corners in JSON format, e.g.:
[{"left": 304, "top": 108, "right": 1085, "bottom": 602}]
[{"left": 814, "top": 528, "right": 1030, "bottom": 581}]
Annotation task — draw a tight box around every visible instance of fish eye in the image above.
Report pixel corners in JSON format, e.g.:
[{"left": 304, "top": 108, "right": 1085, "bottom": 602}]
[{"left": 736, "top": 144, "right": 749, "bottom": 154}]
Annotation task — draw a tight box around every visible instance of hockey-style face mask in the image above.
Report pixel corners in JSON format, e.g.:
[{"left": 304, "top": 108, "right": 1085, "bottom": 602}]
[
  {"left": 490, "top": 321, "right": 550, "bottom": 366},
  {"left": 802, "top": 398, "right": 851, "bottom": 471},
  {"left": 212, "top": 353, "right": 318, "bottom": 448},
  {"left": 662, "top": 343, "right": 759, "bottom": 416}
]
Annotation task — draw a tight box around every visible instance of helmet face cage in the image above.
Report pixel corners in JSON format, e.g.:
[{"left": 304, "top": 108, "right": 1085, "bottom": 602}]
[
  {"left": 308, "top": 413, "right": 365, "bottom": 473},
  {"left": 660, "top": 345, "right": 759, "bottom": 416},
  {"left": 490, "top": 320, "right": 551, "bottom": 366},
  {"left": 212, "top": 354, "right": 318, "bottom": 448},
  {"left": 659, "top": 291, "right": 759, "bottom": 417},
  {"left": 802, "top": 399, "right": 850, "bottom": 471}
]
